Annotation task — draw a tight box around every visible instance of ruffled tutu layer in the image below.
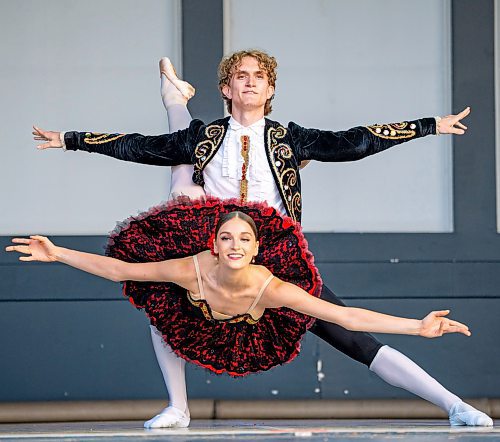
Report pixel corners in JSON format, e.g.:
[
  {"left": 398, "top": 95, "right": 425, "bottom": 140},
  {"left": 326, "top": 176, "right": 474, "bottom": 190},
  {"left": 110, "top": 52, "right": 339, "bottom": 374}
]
[{"left": 106, "top": 197, "right": 322, "bottom": 376}]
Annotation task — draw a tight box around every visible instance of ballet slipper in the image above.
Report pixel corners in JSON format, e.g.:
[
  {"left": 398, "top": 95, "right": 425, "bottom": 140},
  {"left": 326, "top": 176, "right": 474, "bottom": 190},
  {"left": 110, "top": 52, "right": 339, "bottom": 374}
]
[
  {"left": 144, "top": 405, "right": 190, "bottom": 429},
  {"left": 449, "top": 401, "right": 494, "bottom": 426},
  {"left": 159, "top": 57, "right": 195, "bottom": 100}
]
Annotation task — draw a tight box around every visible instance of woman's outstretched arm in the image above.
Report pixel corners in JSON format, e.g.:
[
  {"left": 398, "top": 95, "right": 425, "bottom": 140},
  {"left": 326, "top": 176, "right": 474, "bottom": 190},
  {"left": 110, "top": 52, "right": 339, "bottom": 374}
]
[
  {"left": 6, "top": 235, "right": 194, "bottom": 286},
  {"left": 264, "top": 279, "right": 470, "bottom": 338}
]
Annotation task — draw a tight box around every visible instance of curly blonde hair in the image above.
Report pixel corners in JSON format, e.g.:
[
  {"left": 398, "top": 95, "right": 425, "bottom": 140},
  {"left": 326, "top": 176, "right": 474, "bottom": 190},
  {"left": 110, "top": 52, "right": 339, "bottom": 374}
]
[{"left": 218, "top": 49, "right": 277, "bottom": 116}]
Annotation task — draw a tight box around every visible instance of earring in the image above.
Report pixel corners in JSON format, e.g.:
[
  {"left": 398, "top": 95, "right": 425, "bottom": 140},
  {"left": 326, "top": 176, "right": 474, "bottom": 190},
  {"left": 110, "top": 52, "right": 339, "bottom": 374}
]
[
  {"left": 214, "top": 254, "right": 219, "bottom": 262},
  {"left": 251, "top": 257, "right": 255, "bottom": 264}
]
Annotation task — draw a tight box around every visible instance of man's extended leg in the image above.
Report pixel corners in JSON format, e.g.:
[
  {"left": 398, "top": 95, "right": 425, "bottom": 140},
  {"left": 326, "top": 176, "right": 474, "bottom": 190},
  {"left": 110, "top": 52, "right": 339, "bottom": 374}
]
[{"left": 309, "top": 285, "right": 493, "bottom": 426}]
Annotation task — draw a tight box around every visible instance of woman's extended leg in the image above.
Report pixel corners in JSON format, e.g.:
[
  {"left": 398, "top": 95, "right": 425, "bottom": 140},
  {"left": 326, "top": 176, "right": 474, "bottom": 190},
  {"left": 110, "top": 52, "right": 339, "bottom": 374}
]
[
  {"left": 144, "top": 58, "right": 204, "bottom": 429},
  {"left": 160, "top": 57, "right": 205, "bottom": 200},
  {"left": 144, "top": 326, "right": 190, "bottom": 428}
]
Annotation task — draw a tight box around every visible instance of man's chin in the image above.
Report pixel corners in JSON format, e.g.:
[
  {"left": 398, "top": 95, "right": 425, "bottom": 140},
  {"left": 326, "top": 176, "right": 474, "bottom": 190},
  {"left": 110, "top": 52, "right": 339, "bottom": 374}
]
[{"left": 239, "top": 101, "right": 265, "bottom": 110}]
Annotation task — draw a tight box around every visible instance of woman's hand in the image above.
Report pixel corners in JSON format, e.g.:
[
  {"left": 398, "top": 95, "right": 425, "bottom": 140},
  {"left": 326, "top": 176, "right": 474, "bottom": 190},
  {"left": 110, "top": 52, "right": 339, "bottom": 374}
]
[
  {"left": 6, "top": 235, "right": 59, "bottom": 262},
  {"left": 419, "top": 310, "right": 471, "bottom": 338}
]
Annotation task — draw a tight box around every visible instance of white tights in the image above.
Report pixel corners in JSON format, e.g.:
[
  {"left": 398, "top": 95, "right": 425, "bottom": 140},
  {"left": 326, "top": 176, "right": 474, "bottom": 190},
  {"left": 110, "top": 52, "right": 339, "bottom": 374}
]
[
  {"left": 161, "top": 74, "right": 205, "bottom": 200},
  {"left": 143, "top": 72, "right": 203, "bottom": 429},
  {"left": 149, "top": 325, "right": 188, "bottom": 413}
]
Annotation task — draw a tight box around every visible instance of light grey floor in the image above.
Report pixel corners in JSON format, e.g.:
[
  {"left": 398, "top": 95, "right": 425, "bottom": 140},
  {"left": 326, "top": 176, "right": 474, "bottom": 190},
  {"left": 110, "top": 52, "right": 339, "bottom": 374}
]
[{"left": 0, "top": 420, "right": 498, "bottom": 441}]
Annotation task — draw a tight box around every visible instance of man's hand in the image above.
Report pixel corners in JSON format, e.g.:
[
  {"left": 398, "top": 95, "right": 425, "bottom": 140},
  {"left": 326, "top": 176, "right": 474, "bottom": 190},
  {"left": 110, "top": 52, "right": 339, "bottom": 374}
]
[
  {"left": 419, "top": 310, "right": 471, "bottom": 338},
  {"left": 437, "top": 107, "right": 470, "bottom": 135},
  {"left": 32, "top": 126, "right": 63, "bottom": 149}
]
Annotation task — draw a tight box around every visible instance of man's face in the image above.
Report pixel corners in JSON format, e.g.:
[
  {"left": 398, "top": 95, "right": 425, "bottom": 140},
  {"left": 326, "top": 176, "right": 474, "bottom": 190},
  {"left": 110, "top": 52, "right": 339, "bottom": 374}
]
[{"left": 222, "top": 56, "right": 275, "bottom": 114}]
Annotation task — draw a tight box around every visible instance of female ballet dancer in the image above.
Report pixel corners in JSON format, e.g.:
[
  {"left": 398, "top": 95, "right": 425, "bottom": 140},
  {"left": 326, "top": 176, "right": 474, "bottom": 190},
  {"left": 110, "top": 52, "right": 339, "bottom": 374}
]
[{"left": 7, "top": 204, "right": 471, "bottom": 380}]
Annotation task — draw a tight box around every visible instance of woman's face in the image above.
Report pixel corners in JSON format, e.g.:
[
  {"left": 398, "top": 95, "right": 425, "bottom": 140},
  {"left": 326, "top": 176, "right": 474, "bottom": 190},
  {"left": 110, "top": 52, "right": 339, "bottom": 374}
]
[{"left": 213, "top": 217, "right": 259, "bottom": 269}]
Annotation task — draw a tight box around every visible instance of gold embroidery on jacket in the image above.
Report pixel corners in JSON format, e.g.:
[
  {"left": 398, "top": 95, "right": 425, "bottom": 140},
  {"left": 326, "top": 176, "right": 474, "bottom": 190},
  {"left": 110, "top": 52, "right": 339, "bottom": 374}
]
[
  {"left": 193, "top": 124, "right": 225, "bottom": 184},
  {"left": 267, "top": 126, "right": 301, "bottom": 222},
  {"left": 366, "top": 122, "right": 416, "bottom": 140},
  {"left": 83, "top": 133, "right": 126, "bottom": 145}
]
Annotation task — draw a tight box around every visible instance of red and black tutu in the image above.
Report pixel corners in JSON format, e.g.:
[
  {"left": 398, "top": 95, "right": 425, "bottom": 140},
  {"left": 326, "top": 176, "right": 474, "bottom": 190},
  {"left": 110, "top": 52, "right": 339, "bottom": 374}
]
[{"left": 106, "top": 197, "right": 322, "bottom": 376}]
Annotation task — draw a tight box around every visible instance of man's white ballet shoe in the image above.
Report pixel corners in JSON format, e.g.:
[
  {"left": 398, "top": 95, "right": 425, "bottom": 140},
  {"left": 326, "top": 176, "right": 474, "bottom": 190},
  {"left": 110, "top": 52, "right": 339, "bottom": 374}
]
[
  {"left": 144, "top": 406, "right": 190, "bottom": 429},
  {"left": 159, "top": 57, "right": 195, "bottom": 100},
  {"left": 449, "top": 401, "right": 493, "bottom": 426}
]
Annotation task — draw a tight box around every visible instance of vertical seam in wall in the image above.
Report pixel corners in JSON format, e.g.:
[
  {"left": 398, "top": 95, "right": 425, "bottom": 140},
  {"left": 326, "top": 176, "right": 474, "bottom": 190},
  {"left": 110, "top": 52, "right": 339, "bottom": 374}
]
[
  {"left": 495, "top": 0, "right": 500, "bottom": 232},
  {"left": 222, "top": 0, "right": 231, "bottom": 118},
  {"left": 181, "top": 0, "right": 224, "bottom": 122},
  {"left": 173, "top": 0, "right": 183, "bottom": 77},
  {"left": 443, "top": 0, "right": 454, "bottom": 233},
  {"left": 222, "top": 0, "right": 231, "bottom": 56}
]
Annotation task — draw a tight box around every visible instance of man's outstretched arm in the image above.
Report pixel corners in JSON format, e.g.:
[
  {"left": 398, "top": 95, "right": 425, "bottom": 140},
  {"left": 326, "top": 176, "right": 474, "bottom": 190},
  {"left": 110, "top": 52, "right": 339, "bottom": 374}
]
[
  {"left": 32, "top": 119, "right": 205, "bottom": 166},
  {"left": 292, "top": 107, "right": 470, "bottom": 162}
]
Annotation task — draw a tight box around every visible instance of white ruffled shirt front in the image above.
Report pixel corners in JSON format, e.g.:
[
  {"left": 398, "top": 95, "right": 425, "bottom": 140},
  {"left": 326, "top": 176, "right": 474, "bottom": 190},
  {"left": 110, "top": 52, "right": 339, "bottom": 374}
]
[{"left": 203, "top": 117, "right": 286, "bottom": 215}]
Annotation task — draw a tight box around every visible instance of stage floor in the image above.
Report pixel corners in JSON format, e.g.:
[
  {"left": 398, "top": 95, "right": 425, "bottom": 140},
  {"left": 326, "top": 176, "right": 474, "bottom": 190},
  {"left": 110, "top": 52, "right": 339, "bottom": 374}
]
[{"left": 0, "top": 420, "right": 497, "bottom": 441}]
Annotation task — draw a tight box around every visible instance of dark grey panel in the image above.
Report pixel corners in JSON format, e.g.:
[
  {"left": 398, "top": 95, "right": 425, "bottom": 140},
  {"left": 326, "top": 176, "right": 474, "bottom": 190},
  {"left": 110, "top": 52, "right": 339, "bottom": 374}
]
[
  {"left": 453, "top": 262, "right": 500, "bottom": 296},
  {"left": 182, "top": 0, "right": 224, "bottom": 122},
  {"left": 0, "top": 300, "right": 317, "bottom": 402},
  {"left": 318, "top": 262, "right": 500, "bottom": 299},
  {"left": 0, "top": 236, "right": 108, "bottom": 263},
  {"left": 0, "top": 264, "right": 121, "bottom": 301},
  {"left": 0, "top": 301, "right": 158, "bottom": 402},
  {"left": 317, "top": 298, "right": 500, "bottom": 399},
  {"left": 1, "top": 236, "right": 125, "bottom": 301},
  {"left": 318, "top": 262, "right": 454, "bottom": 298},
  {"left": 452, "top": 0, "right": 496, "bottom": 235},
  {"left": 2, "top": 298, "right": 496, "bottom": 402},
  {"left": 306, "top": 233, "right": 500, "bottom": 262}
]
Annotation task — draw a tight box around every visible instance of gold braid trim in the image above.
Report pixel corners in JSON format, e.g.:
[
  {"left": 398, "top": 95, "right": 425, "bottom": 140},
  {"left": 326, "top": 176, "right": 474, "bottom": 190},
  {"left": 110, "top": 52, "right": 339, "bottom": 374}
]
[
  {"left": 366, "top": 122, "right": 417, "bottom": 140},
  {"left": 267, "top": 126, "right": 301, "bottom": 222},
  {"left": 194, "top": 125, "right": 225, "bottom": 169},
  {"left": 187, "top": 293, "right": 259, "bottom": 324},
  {"left": 229, "top": 315, "right": 259, "bottom": 325},
  {"left": 239, "top": 135, "right": 250, "bottom": 203},
  {"left": 83, "top": 133, "right": 126, "bottom": 145}
]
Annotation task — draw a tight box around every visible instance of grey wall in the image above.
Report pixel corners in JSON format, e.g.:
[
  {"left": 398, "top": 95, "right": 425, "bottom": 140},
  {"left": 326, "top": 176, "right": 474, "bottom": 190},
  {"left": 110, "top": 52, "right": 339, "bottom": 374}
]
[
  {"left": 1, "top": 0, "right": 499, "bottom": 403},
  {"left": 0, "top": 0, "right": 181, "bottom": 235},
  {"left": 226, "top": 0, "right": 454, "bottom": 233}
]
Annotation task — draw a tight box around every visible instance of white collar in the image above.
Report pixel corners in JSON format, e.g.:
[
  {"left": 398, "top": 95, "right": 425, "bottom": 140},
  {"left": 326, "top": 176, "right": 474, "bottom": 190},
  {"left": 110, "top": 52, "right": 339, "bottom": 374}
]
[{"left": 228, "top": 116, "right": 265, "bottom": 134}]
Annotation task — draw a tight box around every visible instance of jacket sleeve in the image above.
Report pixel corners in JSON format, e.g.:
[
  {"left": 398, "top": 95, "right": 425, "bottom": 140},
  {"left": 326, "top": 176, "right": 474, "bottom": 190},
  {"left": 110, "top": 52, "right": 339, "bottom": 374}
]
[
  {"left": 63, "top": 119, "right": 205, "bottom": 166},
  {"left": 290, "top": 118, "right": 437, "bottom": 162}
]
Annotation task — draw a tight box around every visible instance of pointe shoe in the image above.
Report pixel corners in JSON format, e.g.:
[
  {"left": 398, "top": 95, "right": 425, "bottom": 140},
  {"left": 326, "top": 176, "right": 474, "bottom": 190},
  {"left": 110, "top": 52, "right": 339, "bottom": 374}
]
[
  {"left": 144, "top": 406, "right": 191, "bottom": 429},
  {"left": 159, "top": 57, "right": 195, "bottom": 100},
  {"left": 449, "top": 401, "right": 494, "bottom": 426}
]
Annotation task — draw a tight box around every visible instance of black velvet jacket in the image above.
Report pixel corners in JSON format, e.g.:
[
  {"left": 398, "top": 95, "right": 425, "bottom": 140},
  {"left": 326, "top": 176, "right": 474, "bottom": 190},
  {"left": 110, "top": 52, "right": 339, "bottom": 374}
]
[{"left": 65, "top": 116, "right": 436, "bottom": 222}]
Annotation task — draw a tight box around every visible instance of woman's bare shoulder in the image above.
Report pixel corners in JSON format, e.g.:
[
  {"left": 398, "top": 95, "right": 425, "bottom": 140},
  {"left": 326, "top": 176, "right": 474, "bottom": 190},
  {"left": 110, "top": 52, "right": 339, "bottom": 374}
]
[
  {"left": 194, "top": 250, "right": 218, "bottom": 273},
  {"left": 252, "top": 264, "right": 272, "bottom": 276}
]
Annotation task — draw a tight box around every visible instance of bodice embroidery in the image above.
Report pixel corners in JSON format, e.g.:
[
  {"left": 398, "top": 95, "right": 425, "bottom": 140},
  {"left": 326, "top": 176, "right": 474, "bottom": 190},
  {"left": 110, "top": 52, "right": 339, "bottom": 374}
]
[{"left": 187, "top": 255, "right": 274, "bottom": 324}]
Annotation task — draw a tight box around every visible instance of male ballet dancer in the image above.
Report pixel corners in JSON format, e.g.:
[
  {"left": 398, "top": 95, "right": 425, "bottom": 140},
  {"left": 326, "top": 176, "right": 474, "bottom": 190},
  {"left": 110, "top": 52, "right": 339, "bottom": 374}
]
[{"left": 33, "top": 50, "right": 492, "bottom": 428}]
